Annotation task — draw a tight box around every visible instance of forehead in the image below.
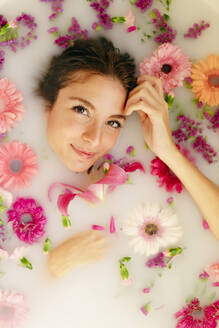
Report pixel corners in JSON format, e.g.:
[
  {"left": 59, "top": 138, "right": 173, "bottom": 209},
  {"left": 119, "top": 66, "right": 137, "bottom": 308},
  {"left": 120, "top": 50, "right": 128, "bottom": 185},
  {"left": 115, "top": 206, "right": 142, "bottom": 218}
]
[{"left": 59, "top": 71, "right": 127, "bottom": 114}]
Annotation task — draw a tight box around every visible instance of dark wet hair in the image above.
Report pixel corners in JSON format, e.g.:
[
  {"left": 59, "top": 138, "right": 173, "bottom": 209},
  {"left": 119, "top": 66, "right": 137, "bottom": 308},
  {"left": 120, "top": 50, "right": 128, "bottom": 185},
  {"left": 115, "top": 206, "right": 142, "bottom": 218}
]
[{"left": 36, "top": 36, "right": 137, "bottom": 108}]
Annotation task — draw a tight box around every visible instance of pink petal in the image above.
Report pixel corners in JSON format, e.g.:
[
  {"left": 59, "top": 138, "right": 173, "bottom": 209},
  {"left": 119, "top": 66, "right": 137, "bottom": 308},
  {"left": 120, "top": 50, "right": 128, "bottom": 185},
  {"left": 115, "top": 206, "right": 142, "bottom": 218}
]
[
  {"left": 127, "top": 26, "right": 137, "bottom": 32},
  {"left": 142, "top": 287, "right": 151, "bottom": 293},
  {"left": 202, "top": 218, "right": 209, "bottom": 230},
  {"left": 48, "top": 182, "right": 83, "bottom": 202},
  {"left": 91, "top": 225, "right": 105, "bottom": 231},
  {"left": 213, "top": 282, "right": 219, "bottom": 286},
  {"left": 57, "top": 192, "right": 76, "bottom": 216},
  {"left": 97, "top": 163, "right": 128, "bottom": 185},
  {"left": 124, "top": 161, "right": 145, "bottom": 173},
  {"left": 110, "top": 216, "right": 116, "bottom": 233}
]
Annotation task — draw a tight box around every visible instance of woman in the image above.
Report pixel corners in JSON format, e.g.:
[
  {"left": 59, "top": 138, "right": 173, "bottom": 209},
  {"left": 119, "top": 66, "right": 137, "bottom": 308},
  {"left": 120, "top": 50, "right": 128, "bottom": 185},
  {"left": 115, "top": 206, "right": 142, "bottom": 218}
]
[{"left": 36, "top": 36, "right": 219, "bottom": 277}]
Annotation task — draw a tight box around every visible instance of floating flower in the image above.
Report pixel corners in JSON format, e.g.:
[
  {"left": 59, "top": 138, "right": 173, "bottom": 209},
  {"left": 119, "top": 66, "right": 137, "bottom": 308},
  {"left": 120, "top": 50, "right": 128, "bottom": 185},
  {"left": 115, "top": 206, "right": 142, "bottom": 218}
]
[
  {"left": 146, "top": 252, "right": 166, "bottom": 268},
  {"left": 202, "top": 218, "right": 210, "bottom": 230},
  {"left": 0, "top": 289, "right": 29, "bottom": 328},
  {"left": 140, "top": 302, "right": 151, "bottom": 316},
  {"left": 123, "top": 202, "right": 183, "bottom": 256},
  {"left": 7, "top": 198, "right": 47, "bottom": 244},
  {"left": 151, "top": 9, "right": 176, "bottom": 44},
  {"left": 184, "top": 20, "right": 210, "bottom": 39},
  {"left": 205, "top": 263, "right": 219, "bottom": 283},
  {"left": 139, "top": 43, "right": 192, "bottom": 94},
  {"left": 0, "top": 78, "right": 24, "bottom": 133},
  {"left": 150, "top": 156, "right": 183, "bottom": 193},
  {"left": 191, "top": 54, "right": 219, "bottom": 107},
  {"left": 0, "top": 141, "right": 38, "bottom": 189},
  {"left": 199, "top": 270, "right": 209, "bottom": 281},
  {"left": 175, "top": 298, "right": 219, "bottom": 328},
  {"left": 135, "top": 0, "right": 152, "bottom": 12}
]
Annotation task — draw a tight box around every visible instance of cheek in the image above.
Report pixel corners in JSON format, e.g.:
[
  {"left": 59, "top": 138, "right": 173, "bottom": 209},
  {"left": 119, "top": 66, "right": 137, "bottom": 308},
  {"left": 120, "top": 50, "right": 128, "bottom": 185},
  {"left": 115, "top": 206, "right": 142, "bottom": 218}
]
[{"left": 100, "top": 130, "right": 120, "bottom": 153}]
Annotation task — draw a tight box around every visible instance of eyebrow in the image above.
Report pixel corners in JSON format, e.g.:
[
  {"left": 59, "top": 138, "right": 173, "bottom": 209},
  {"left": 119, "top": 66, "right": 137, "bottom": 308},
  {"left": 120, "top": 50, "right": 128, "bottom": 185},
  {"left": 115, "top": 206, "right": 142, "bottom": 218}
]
[{"left": 69, "top": 96, "right": 126, "bottom": 120}]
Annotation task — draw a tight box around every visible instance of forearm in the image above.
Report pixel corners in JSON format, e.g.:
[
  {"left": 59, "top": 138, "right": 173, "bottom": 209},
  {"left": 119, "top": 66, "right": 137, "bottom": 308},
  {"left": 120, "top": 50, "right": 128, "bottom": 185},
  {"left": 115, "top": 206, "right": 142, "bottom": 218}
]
[{"left": 160, "top": 145, "right": 219, "bottom": 240}]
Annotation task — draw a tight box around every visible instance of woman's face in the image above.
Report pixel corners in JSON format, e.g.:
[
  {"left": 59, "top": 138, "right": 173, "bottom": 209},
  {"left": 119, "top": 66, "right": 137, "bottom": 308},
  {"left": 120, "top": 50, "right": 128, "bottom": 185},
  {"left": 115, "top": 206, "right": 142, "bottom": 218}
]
[{"left": 46, "top": 71, "right": 127, "bottom": 172}]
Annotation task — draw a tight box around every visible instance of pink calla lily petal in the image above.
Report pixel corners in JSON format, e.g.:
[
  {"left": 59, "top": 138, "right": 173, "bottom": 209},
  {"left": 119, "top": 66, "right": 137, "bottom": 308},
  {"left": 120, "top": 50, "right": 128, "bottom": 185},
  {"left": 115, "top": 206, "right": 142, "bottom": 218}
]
[
  {"left": 49, "top": 164, "right": 128, "bottom": 217},
  {"left": 57, "top": 192, "right": 76, "bottom": 217}
]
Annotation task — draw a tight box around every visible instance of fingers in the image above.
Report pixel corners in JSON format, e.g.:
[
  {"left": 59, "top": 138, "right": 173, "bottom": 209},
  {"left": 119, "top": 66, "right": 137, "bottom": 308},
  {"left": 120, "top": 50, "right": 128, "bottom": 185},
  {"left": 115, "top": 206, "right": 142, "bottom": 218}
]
[{"left": 137, "top": 75, "right": 164, "bottom": 98}]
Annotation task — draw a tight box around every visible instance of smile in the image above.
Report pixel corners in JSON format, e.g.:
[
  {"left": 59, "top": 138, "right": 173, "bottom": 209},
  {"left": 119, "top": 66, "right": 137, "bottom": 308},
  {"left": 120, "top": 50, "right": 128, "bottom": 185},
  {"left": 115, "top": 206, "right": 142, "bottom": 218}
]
[{"left": 70, "top": 144, "right": 96, "bottom": 159}]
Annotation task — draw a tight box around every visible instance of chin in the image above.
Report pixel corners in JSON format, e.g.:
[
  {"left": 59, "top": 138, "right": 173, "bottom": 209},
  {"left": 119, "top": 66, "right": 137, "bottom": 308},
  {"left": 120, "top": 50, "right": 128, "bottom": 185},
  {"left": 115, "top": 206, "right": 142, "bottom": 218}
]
[{"left": 66, "top": 159, "right": 95, "bottom": 173}]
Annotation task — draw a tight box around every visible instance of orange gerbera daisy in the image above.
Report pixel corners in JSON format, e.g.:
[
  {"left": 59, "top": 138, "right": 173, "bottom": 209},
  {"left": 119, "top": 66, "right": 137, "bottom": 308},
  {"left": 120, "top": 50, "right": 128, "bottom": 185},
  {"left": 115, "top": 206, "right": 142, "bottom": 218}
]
[{"left": 191, "top": 54, "right": 219, "bottom": 107}]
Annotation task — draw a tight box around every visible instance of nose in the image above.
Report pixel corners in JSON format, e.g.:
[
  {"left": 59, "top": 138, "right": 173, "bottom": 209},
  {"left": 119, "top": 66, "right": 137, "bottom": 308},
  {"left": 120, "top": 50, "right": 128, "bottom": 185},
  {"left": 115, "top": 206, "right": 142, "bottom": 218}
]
[{"left": 81, "top": 121, "right": 102, "bottom": 148}]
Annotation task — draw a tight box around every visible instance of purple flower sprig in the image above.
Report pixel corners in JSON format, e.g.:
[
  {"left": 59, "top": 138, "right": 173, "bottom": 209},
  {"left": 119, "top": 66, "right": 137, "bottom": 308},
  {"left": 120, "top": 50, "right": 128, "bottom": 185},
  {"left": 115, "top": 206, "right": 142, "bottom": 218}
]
[
  {"left": 40, "top": 0, "right": 65, "bottom": 20},
  {"left": 89, "top": 0, "right": 114, "bottom": 31},
  {"left": 193, "top": 135, "right": 217, "bottom": 164},
  {"left": 172, "top": 114, "right": 217, "bottom": 164},
  {"left": 184, "top": 20, "right": 210, "bottom": 39},
  {"left": 49, "top": 17, "right": 88, "bottom": 48},
  {"left": 150, "top": 8, "right": 176, "bottom": 44},
  {"left": 205, "top": 108, "right": 219, "bottom": 131},
  {"left": 0, "top": 50, "right": 5, "bottom": 71},
  {"left": 135, "top": 0, "right": 153, "bottom": 13}
]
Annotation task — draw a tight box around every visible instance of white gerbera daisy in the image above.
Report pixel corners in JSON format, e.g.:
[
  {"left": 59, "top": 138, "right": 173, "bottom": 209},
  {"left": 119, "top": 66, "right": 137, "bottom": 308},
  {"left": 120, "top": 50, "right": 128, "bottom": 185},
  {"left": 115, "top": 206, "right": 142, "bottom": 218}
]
[{"left": 123, "top": 202, "right": 183, "bottom": 256}]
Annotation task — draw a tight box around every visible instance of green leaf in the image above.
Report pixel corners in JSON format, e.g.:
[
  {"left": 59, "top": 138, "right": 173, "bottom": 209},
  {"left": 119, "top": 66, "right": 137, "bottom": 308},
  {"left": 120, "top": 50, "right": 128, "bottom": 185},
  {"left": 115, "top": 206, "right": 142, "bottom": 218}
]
[
  {"left": 163, "top": 14, "right": 170, "bottom": 21},
  {"left": 121, "top": 257, "right": 131, "bottom": 263},
  {"left": 0, "top": 219, "right": 4, "bottom": 226},
  {"left": 168, "top": 247, "right": 183, "bottom": 256},
  {"left": 129, "top": 0, "right": 137, "bottom": 4},
  {"left": 111, "top": 16, "right": 126, "bottom": 23},
  {"left": 120, "top": 263, "right": 129, "bottom": 280},
  {"left": 20, "top": 257, "right": 33, "bottom": 270},
  {"left": 62, "top": 215, "right": 72, "bottom": 229},
  {"left": 160, "top": 26, "right": 166, "bottom": 32},
  {"left": 150, "top": 10, "right": 157, "bottom": 18},
  {"left": 165, "top": 94, "right": 174, "bottom": 109},
  {"left": 43, "top": 238, "right": 51, "bottom": 254}
]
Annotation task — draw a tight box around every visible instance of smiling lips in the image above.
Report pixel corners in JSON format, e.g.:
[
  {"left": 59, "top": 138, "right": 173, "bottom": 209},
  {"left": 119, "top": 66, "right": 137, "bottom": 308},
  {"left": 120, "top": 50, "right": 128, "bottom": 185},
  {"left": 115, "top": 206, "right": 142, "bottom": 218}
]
[{"left": 70, "top": 144, "right": 96, "bottom": 159}]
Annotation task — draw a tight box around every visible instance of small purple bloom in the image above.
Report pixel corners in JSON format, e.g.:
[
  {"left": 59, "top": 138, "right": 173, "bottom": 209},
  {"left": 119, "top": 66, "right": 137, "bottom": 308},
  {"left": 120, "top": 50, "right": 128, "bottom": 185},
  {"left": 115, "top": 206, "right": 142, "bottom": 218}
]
[
  {"left": 135, "top": 0, "right": 153, "bottom": 12},
  {"left": 146, "top": 252, "right": 166, "bottom": 268}
]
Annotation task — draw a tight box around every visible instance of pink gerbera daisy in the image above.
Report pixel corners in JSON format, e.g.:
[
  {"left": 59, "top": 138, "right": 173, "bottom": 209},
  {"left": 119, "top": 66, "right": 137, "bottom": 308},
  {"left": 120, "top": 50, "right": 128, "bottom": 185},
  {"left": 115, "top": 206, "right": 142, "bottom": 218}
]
[
  {"left": 7, "top": 197, "right": 47, "bottom": 244},
  {"left": 0, "top": 78, "right": 24, "bottom": 134},
  {"left": 0, "top": 141, "right": 38, "bottom": 189},
  {"left": 0, "top": 289, "right": 29, "bottom": 328},
  {"left": 175, "top": 298, "right": 219, "bottom": 328},
  {"left": 139, "top": 43, "right": 192, "bottom": 94}
]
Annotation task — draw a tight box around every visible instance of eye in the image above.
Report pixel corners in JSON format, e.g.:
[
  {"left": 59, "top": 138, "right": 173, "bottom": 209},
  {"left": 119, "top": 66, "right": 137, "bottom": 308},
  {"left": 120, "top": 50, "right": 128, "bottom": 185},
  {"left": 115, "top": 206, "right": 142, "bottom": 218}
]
[
  {"left": 72, "top": 105, "right": 88, "bottom": 116},
  {"left": 107, "top": 120, "right": 122, "bottom": 129}
]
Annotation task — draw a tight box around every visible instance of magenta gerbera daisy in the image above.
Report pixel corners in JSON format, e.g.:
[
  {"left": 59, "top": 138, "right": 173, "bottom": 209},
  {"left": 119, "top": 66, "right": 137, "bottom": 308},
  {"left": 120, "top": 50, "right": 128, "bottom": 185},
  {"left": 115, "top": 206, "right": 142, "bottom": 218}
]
[
  {"left": 7, "top": 198, "right": 47, "bottom": 244},
  {"left": 175, "top": 298, "right": 219, "bottom": 328},
  {"left": 0, "top": 289, "right": 29, "bottom": 328},
  {"left": 0, "top": 78, "right": 24, "bottom": 133},
  {"left": 139, "top": 43, "right": 192, "bottom": 94},
  {"left": 0, "top": 141, "right": 38, "bottom": 189}
]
